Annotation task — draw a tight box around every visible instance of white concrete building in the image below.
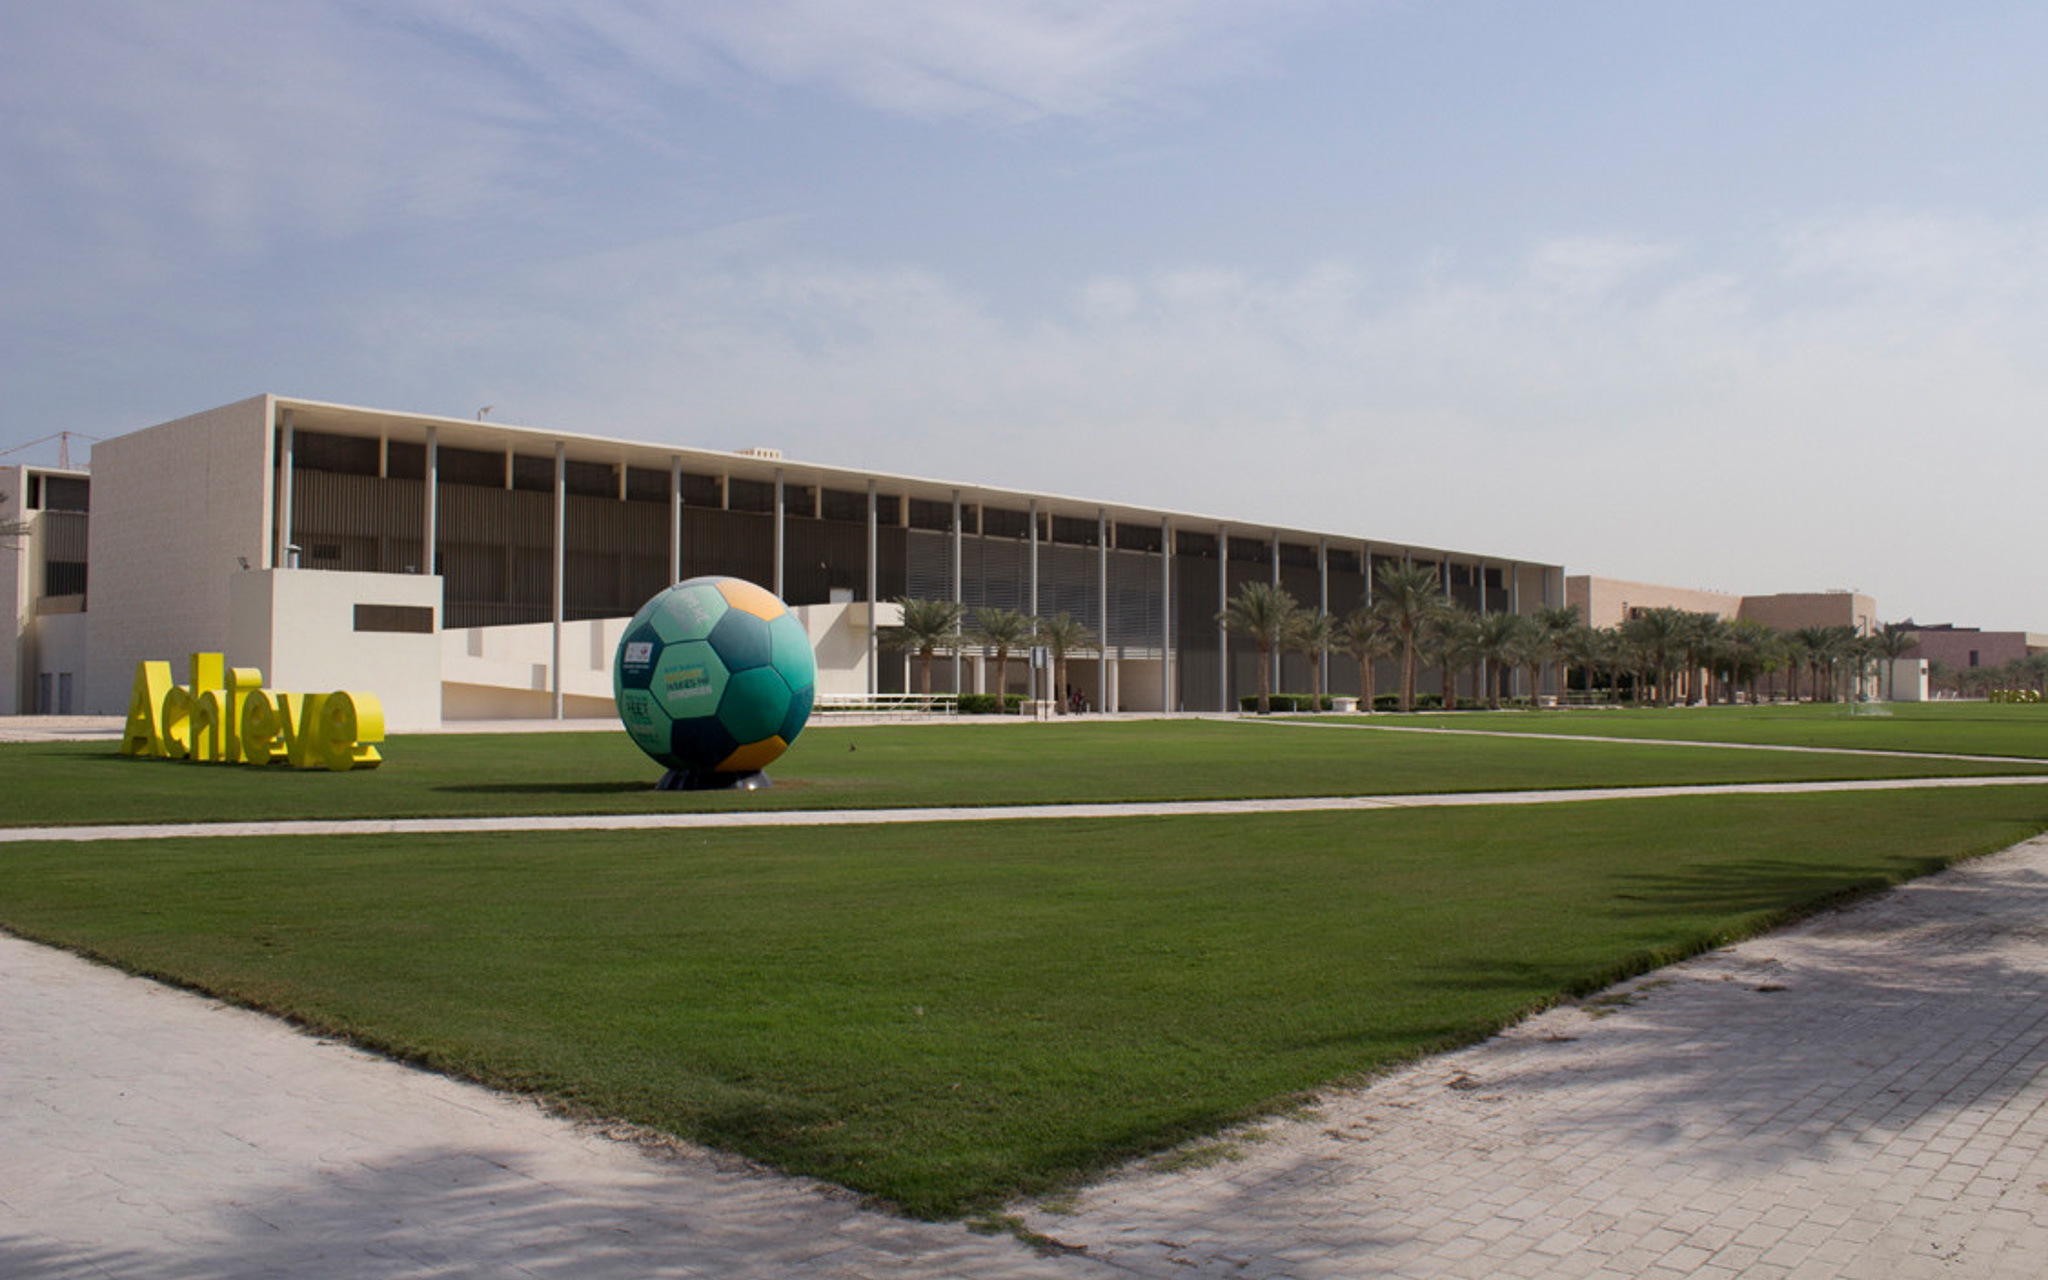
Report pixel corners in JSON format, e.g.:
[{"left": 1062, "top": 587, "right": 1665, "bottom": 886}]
[{"left": 6, "top": 395, "right": 1566, "bottom": 726}]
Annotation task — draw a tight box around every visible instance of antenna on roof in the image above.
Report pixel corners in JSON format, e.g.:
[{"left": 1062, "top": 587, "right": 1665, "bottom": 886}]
[{"left": 476, "top": 406, "right": 494, "bottom": 421}]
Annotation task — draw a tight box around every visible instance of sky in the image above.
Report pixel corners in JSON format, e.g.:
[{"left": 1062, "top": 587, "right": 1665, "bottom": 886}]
[{"left": 4, "top": 1, "right": 2045, "bottom": 630}]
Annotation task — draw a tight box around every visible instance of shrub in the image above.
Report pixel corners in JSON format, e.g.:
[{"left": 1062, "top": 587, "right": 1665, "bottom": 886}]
[
  {"left": 1237, "top": 694, "right": 1334, "bottom": 713},
  {"left": 957, "top": 693, "right": 1026, "bottom": 715}
]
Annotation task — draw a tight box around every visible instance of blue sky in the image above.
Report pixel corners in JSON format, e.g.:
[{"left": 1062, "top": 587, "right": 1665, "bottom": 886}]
[{"left": 5, "top": 2, "right": 2045, "bottom": 630}]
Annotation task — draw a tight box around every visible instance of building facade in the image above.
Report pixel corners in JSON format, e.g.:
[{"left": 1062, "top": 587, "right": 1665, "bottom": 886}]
[
  {"left": 11, "top": 395, "right": 1566, "bottom": 726},
  {"left": 2, "top": 464, "right": 91, "bottom": 714}
]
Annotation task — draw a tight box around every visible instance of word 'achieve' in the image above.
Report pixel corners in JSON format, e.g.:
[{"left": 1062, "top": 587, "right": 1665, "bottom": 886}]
[{"left": 121, "top": 653, "right": 384, "bottom": 771}]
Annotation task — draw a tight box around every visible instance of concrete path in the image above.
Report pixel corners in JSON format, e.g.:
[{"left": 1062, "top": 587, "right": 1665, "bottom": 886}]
[
  {"left": 1247, "top": 713, "right": 2048, "bottom": 767},
  {"left": 3, "top": 774, "right": 2046, "bottom": 845},
  {"left": 7, "top": 835, "right": 2048, "bottom": 1277}
]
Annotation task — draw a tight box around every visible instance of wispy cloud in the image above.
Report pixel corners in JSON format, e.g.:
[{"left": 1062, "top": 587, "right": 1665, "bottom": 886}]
[
  {"left": 401, "top": 0, "right": 1329, "bottom": 123},
  {"left": 0, "top": 1, "right": 1333, "bottom": 307},
  {"left": 346, "top": 212, "right": 2046, "bottom": 625}
]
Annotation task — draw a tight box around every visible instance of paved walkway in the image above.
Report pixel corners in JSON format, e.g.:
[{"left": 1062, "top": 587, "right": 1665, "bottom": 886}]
[
  {"left": 7, "top": 831, "right": 2048, "bottom": 1277},
  {"left": 4, "top": 774, "right": 2045, "bottom": 845}
]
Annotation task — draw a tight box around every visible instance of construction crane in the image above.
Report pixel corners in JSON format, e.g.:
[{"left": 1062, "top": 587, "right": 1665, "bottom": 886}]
[{"left": 0, "top": 431, "right": 99, "bottom": 469}]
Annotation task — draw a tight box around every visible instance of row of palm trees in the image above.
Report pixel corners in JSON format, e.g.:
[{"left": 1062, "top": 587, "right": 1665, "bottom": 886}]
[
  {"left": 886, "top": 564, "right": 1941, "bottom": 714},
  {"left": 883, "top": 598, "right": 1098, "bottom": 711},
  {"left": 1220, "top": 562, "right": 1931, "bottom": 713},
  {"left": 1218, "top": 562, "right": 1583, "bottom": 714}
]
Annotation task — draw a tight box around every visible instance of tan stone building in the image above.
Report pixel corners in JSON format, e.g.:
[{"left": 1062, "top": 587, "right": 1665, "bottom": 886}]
[{"left": 1566, "top": 576, "right": 1875, "bottom": 636}]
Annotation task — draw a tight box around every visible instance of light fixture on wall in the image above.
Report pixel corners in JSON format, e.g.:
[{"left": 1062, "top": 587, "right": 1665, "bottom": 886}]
[{"left": 236, "top": 556, "right": 250, "bottom": 570}]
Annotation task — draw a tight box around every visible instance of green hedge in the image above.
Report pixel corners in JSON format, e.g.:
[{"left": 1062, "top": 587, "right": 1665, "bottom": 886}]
[
  {"left": 956, "top": 693, "right": 1027, "bottom": 715},
  {"left": 1237, "top": 694, "right": 1335, "bottom": 713}
]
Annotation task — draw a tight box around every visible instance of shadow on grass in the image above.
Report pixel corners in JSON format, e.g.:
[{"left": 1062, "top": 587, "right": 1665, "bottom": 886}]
[{"left": 433, "top": 781, "right": 658, "bottom": 796}]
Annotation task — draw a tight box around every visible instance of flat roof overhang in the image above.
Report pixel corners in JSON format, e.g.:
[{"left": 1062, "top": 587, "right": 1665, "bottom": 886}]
[{"left": 269, "top": 394, "right": 1561, "bottom": 572}]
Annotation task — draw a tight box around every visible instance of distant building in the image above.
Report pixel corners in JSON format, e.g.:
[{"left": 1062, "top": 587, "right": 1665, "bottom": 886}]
[
  {"left": 1565, "top": 576, "right": 1875, "bottom": 636},
  {"left": 1565, "top": 575, "right": 1880, "bottom": 702},
  {"left": 1896, "top": 623, "right": 2048, "bottom": 681},
  {"left": 1, "top": 464, "right": 90, "bottom": 714}
]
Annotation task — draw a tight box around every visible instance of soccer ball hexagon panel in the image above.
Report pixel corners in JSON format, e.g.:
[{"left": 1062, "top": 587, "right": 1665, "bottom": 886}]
[{"left": 614, "top": 576, "right": 817, "bottom": 777}]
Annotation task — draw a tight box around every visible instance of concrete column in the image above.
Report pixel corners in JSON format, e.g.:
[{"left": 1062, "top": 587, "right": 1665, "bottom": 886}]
[
  {"left": 1510, "top": 561, "right": 1521, "bottom": 698},
  {"left": 772, "top": 469, "right": 785, "bottom": 598},
  {"left": 1028, "top": 499, "right": 1040, "bottom": 706},
  {"left": 275, "top": 408, "right": 294, "bottom": 569},
  {"left": 1097, "top": 509, "right": 1108, "bottom": 714},
  {"left": 669, "top": 456, "right": 682, "bottom": 584},
  {"left": 1217, "top": 524, "right": 1229, "bottom": 712},
  {"left": 552, "top": 441, "right": 566, "bottom": 720},
  {"left": 1271, "top": 532, "right": 1282, "bottom": 699},
  {"left": 423, "top": 425, "right": 437, "bottom": 576},
  {"left": 866, "top": 480, "right": 878, "bottom": 699},
  {"left": 951, "top": 489, "right": 963, "bottom": 695},
  {"left": 1318, "top": 538, "right": 1329, "bottom": 699},
  {"left": 1161, "top": 517, "right": 1173, "bottom": 713}
]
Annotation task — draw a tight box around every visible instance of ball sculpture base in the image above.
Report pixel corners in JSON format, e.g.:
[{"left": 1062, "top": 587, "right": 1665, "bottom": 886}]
[{"left": 657, "top": 768, "right": 774, "bottom": 792}]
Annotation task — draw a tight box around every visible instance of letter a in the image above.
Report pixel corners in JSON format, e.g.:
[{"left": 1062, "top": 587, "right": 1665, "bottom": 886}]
[{"left": 121, "top": 662, "right": 173, "bottom": 757}]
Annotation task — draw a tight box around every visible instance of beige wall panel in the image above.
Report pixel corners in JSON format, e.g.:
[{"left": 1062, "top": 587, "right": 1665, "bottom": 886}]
[{"left": 85, "top": 396, "right": 274, "bottom": 712}]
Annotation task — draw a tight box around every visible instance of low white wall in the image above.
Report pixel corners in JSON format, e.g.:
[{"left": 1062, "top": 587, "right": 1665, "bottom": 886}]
[
  {"left": 1888, "top": 658, "right": 1930, "bottom": 702},
  {"left": 229, "top": 569, "right": 444, "bottom": 732},
  {"left": 437, "top": 601, "right": 877, "bottom": 722},
  {"left": 794, "top": 600, "right": 900, "bottom": 698},
  {"left": 440, "top": 615, "right": 630, "bottom": 720},
  {"left": 26, "top": 610, "right": 89, "bottom": 713}
]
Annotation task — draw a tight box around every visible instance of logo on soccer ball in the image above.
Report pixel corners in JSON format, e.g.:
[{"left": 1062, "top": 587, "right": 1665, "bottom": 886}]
[{"left": 612, "top": 576, "right": 817, "bottom": 782}]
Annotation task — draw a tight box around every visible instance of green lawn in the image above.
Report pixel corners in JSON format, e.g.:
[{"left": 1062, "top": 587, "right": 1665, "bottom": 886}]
[
  {"left": 1306, "top": 701, "right": 2048, "bottom": 758},
  {"left": 4, "top": 713, "right": 2044, "bottom": 827},
  {"left": 4, "top": 786, "right": 2045, "bottom": 1217}
]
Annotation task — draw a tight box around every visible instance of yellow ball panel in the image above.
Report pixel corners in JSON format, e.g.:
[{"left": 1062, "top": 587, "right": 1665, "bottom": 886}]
[
  {"left": 716, "top": 736, "right": 789, "bottom": 774},
  {"left": 717, "top": 577, "right": 787, "bottom": 621}
]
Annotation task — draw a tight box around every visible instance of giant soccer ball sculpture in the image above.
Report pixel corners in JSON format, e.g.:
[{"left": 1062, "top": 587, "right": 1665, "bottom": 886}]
[{"left": 614, "top": 576, "right": 816, "bottom": 790}]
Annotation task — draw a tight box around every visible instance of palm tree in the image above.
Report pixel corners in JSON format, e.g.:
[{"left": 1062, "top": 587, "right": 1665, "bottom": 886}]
[
  {"left": 1622, "top": 607, "right": 1688, "bottom": 707},
  {"left": 1035, "top": 612, "right": 1097, "bottom": 713},
  {"left": 1790, "top": 626, "right": 1835, "bottom": 702},
  {"left": 1868, "top": 622, "right": 1920, "bottom": 702},
  {"left": 1560, "top": 623, "right": 1605, "bottom": 703},
  {"left": 1219, "top": 580, "right": 1300, "bottom": 714},
  {"left": 968, "top": 606, "right": 1034, "bottom": 712},
  {"left": 1692, "top": 615, "right": 1736, "bottom": 705},
  {"left": 1726, "top": 618, "right": 1776, "bottom": 705},
  {"left": 1425, "top": 604, "right": 1480, "bottom": 710},
  {"left": 1338, "top": 609, "right": 1396, "bottom": 712},
  {"left": 1370, "top": 561, "right": 1442, "bottom": 713},
  {"left": 1474, "top": 610, "right": 1528, "bottom": 710},
  {"left": 882, "top": 596, "right": 965, "bottom": 699},
  {"left": 1287, "top": 609, "right": 1336, "bottom": 712},
  {"left": 1530, "top": 605, "right": 1580, "bottom": 709}
]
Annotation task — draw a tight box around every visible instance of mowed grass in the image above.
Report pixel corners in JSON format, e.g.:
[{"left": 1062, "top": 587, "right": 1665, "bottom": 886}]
[
  {"left": 3, "top": 786, "right": 2045, "bottom": 1217},
  {"left": 3, "top": 711, "right": 2044, "bottom": 827},
  {"left": 1310, "top": 701, "right": 2048, "bottom": 758}
]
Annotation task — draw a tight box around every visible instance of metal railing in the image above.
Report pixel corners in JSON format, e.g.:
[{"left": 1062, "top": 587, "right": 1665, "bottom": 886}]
[{"left": 811, "top": 694, "right": 959, "bottom": 716}]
